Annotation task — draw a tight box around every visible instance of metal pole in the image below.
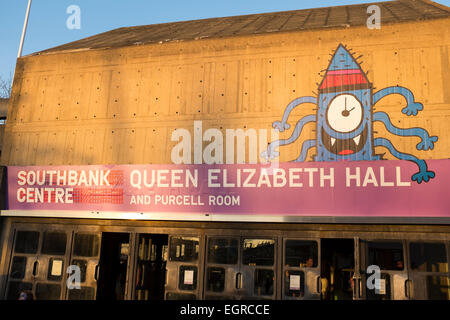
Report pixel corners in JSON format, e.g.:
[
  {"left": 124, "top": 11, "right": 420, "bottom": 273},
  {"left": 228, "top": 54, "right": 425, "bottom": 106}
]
[{"left": 17, "top": 0, "right": 32, "bottom": 58}]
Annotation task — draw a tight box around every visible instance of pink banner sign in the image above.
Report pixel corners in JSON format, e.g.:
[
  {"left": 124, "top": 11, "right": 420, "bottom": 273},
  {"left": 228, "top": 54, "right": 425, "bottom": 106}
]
[{"left": 6, "top": 159, "right": 450, "bottom": 218}]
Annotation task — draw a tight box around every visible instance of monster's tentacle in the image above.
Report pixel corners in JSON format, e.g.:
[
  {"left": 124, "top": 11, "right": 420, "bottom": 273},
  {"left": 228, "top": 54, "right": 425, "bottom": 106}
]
[
  {"left": 261, "top": 115, "right": 316, "bottom": 161},
  {"left": 373, "top": 86, "right": 423, "bottom": 116},
  {"left": 374, "top": 138, "right": 435, "bottom": 183},
  {"left": 294, "top": 139, "right": 316, "bottom": 162},
  {"left": 373, "top": 112, "right": 438, "bottom": 151},
  {"left": 272, "top": 96, "right": 317, "bottom": 132}
]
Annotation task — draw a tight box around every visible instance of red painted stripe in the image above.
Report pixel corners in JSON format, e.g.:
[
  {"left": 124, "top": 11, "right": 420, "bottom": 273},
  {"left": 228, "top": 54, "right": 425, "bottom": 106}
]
[{"left": 320, "top": 73, "right": 368, "bottom": 89}]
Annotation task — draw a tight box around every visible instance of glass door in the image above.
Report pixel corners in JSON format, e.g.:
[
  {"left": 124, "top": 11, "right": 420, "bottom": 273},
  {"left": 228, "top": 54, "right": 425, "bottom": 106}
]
[
  {"left": 6, "top": 228, "right": 72, "bottom": 300},
  {"left": 203, "top": 236, "right": 277, "bottom": 300},
  {"left": 320, "top": 238, "right": 355, "bottom": 300},
  {"left": 406, "top": 241, "right": 450, "bottom": 300},
  {"left": 165, "top": 235, "right": 202, "bottom": 300},
  {"left": 283, "top": 239, "right": 320, "bottom": 300},
  {"left": 204, "top": 237, "right": 240, "bottom": 299},
  {"left": 360, "top": 240, "right": 408, "bottom": 300},
  {"left": 133, "top": 233, "right": 168, "bottom": 300},
  {"left": 240, "top": 238, "right": 276, "bottom": 299},
  {"left": 66, "top": 231, "right": 102, "bottom": 300}
]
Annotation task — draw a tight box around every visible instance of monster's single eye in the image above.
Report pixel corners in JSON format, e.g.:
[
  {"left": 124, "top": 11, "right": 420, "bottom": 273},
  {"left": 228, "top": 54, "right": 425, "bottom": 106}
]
[{"left": 326, "top": 94, "right": 363, "bottom": 133}]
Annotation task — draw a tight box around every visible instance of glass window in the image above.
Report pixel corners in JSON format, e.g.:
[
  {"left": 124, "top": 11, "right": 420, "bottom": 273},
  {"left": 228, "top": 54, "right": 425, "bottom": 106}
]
[
  {"left": 285, "top": 240, "right": 318, "bottom": 268},
  {"left": 284, "top": 270, "right": 305, "bottom": 298},
  {"left": 254, "top": 269, "right": 274, "bottom": 296},
  {"left": 10, "top": 256, "right": 27, "bottom": 279},
  {"left": 366, "top": 273, "right": 391, "bottom": 300},
  {"left": 35, "top": 283, "right": 61, "bottom": 300},
  {"left": 368, "top": 241, "right": 404, "bottom": 271},
  {"left": 14, "top": 231, "right": 39, "bottom": 254},
  {"left": 71, "top": 259, "right": 87, "bottom": 283},
  {"left": 410, "top": 243, "right": 448, "bottom": 273},
  {"left": 178, "top": 266, "right": 198, "bottom": 291},
  {"left": 47, "top": 258, "right": 64, "bottom": 281},
  {"left": 169, "top": 237, "right": 199, "bottom": 262},
  {"left": 427, "top": 276, "right": 450, "bottom": 300},
  {"left": 243, "top": 239, "right": 275, "bottom": 266},
  {"left": 42, "top": 232, "right": 67, "bottom": 255},
  {"left": 206, "top": 267, "right": 225, "bottom": 292},
  {"left": 208, "top": 238, "right": 238, "bottom": 265},
  {"left": 68, "top": 286, "right": 95, "bottom": 300},
  {"left": 166, "top": 292, "right": 196, "bottom": 300},
  {"left": 73, "top": 234, "right": 99, "bottom": 257},
  {"left": 6, "top": 281, "right": 32, "bottom": 300}
]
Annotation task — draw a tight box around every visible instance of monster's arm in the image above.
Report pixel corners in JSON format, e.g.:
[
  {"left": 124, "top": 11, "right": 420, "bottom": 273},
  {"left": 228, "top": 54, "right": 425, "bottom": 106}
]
[
  {"left": 261, "top": 115, "right": 316, "bottom": 161},
  {"left": 373, "top": 87, "right": 423, "bottom": 116},
  {"left": 294, "top": 139, "right": 316, "bottom": 162},
  {"left": 374, "top": 138, "right": 435, "bottom": 183},
  {"left": 373, "top": 112, "right": 438, "bottom": 151},
  {"left": 272, "top": 96, "right": 317, "bottom": 132}
]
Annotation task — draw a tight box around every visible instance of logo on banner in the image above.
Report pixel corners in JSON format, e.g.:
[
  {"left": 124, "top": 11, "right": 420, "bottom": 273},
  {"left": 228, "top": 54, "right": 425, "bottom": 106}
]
[{"left": 261, "top": 44, "right": 438, "bottom": 184}]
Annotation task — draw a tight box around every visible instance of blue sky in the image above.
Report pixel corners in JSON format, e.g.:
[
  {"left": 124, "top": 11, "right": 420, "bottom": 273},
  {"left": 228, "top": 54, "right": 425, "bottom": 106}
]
[{"left": 1, "top": 0, "right": 449, "bottom": 81}]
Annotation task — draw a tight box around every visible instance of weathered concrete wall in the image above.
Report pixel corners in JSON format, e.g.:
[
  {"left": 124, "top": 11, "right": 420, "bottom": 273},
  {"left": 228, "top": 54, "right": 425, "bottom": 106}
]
[{"left": 1, "top": 18, "right": 449, "bottom": 166}]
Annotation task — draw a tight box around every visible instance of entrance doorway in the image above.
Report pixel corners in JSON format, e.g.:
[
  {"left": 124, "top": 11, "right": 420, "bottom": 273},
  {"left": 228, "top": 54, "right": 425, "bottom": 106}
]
[
  {"left": 134, "top": 234, "right": 168, "bottom": 300},
  {"left": 97, "top": 233, "right": 130, "bottom": 300},
  {"left": 321, "top": 238, "right": 354, "bottom": 300}
]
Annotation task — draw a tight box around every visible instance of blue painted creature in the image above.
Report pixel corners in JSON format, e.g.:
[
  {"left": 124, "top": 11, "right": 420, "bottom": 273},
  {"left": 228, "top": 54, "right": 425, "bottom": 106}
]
[{"left": 261, "top": 44, "right": 438, "bottom": 183}]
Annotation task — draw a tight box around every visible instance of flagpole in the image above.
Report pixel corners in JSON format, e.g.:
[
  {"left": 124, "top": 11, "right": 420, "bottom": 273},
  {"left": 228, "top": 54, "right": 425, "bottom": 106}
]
[{"left": 17, "top": 0, "right": 32, "bottom": 58}]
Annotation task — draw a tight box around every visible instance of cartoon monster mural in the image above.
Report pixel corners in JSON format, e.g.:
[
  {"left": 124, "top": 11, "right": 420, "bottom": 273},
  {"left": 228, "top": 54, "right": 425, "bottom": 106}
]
[{"left": 261, "top": 44, "right": 438, "bottom": 183}]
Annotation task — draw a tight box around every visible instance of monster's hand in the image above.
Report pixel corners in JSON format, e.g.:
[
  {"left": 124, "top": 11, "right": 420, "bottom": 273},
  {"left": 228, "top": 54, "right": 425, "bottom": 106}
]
[
  {"left": 272, "top": 121, "right": 290, "bottom": 132},
  {"left": 412, "top": 170, "right": 435, "bottom": 184},
  {"left": 417, "top": 135, "right": 438, "bottom": 151},
  {"left": 260, "top": 148, "right": 279, "bottom": 161},
  {"left": 402, "top": 102, "right": 423, "bottom": 116}
]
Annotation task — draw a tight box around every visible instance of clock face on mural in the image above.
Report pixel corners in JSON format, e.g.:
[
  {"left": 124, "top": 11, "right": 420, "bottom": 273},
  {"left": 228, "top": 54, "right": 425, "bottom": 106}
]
[{"left": 326, "top": 94, "right": 363, "bottom": 133}]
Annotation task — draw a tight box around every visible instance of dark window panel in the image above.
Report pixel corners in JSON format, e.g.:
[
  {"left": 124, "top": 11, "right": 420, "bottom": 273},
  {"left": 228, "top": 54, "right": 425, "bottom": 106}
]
[{"left": 14, "top": 231, "right": 39, "bottom": 254}]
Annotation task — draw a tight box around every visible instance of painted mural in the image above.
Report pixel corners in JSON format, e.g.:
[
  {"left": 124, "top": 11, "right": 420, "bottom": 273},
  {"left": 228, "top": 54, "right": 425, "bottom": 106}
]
[{"left": 261, "top": 44, "right": 438, "bottom": 184}]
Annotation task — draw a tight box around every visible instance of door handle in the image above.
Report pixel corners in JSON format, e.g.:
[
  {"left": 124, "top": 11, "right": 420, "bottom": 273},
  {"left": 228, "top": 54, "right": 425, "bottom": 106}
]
[
  {"left": 359, "top": 278, "right": 362, "bottom": 299},
  {"left": 354, "top": 278, "right": 362, "bottom": 299},
  {"left": 235, "top": 272, "right": 243, "bottom": 290},
  {"left": 32, "top": 260, "right": 39, "bottom": 277},
  {"left": 316, "top": 276, "right": 321, "bottom": 294},
  {"left": 404, "top": 279, "right": 411, "bottom": 299},
  {"left": 352, "top": 274, "right": 362, "bottom": 299},
  {"left": 94, "top": 264, "right": 99, "bottom": 281}
]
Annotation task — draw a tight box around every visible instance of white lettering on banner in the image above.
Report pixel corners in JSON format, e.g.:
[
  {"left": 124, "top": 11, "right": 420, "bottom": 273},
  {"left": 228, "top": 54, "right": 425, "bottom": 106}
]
[
  {"left": 205, "top": 168, "right": 334, "bottom": 188},
  {"left": 396, "top": 166, "right": 411, "bottom": 187},
  {"left": 17, "top": 187, "right": 73, "bottom": 203},
  {"left": 321, "top": 168, "right": 335, "bottom": 187},
  {"left": 130, "top": 169, "right": 198, "bottom": 189},
  {"left": 16, "top": 170, "right": 111, "bottom": 187},
  {"left": 209, "top": 195, "right": 240, "bottom": 206},
  {"left": 129, "top": 194, "right": 240, "bottom": 207},
  {"left": 154, "top": 195, "right": 205, "bottom": 206},
  {"left": 346, "top": 166, "right": 410, "bottom": 187},
  {"left": 127, "top": 166, "right": 409, "bottom": 190}
]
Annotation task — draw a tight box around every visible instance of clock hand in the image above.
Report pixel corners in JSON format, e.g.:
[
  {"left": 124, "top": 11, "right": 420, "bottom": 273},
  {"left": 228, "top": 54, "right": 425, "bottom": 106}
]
[{"left": 348, "top": 107, "right": 355, "bottom": 112}]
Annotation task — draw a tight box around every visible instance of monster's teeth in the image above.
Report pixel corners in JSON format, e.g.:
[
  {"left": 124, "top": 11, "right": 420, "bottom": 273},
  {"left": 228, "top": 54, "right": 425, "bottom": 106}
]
[
  {"left": 353, "top": 135, "right": 361, "bottom": 145},
  {"left": 331, "top": 137, "right": 336, "bottom": 146}
]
